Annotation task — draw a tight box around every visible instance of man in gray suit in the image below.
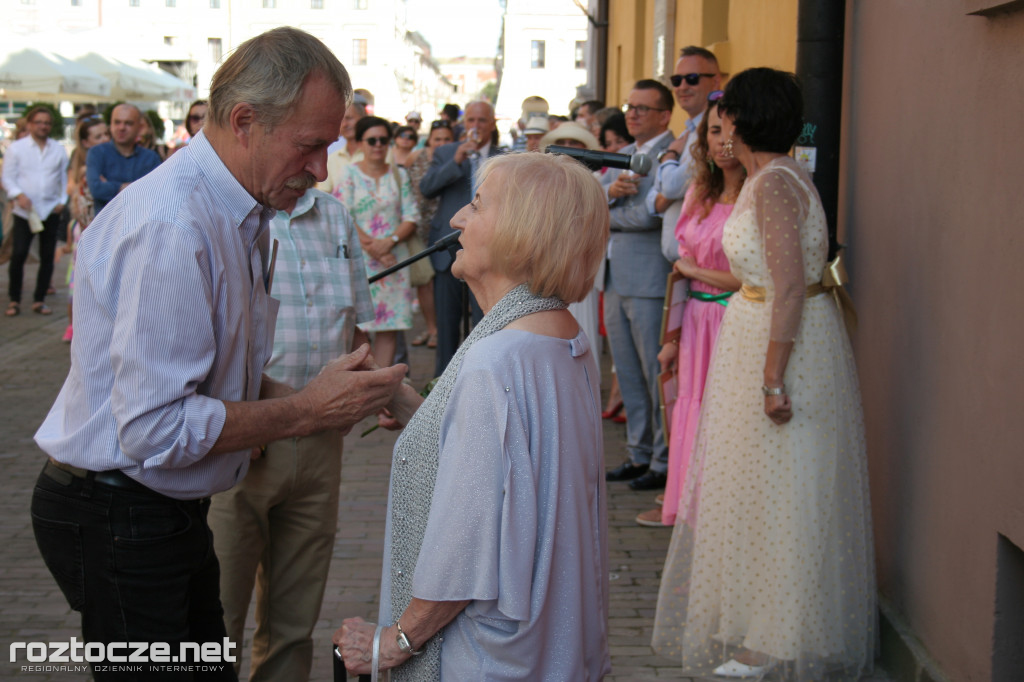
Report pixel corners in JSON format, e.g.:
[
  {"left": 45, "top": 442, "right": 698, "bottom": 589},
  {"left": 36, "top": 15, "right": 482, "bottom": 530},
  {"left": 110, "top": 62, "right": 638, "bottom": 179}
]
[
  {"left": 603, "top": 79, "right": 676, "bottom": 491},
  {"left": 420, "top": 101, "right": 502, "bottom": 376}
]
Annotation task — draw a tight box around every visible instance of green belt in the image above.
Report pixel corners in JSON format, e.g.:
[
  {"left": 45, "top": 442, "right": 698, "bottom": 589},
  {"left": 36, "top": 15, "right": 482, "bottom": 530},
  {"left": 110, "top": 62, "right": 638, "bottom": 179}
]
[{"left": 688, "top": 290, "right": 732, "bottom": 307}]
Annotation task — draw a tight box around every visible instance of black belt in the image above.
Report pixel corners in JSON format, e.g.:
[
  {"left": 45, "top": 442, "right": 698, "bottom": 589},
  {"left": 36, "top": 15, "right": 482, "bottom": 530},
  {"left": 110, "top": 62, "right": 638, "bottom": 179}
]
[{"left": 44, "top": 458, "right": 154, "bottom": 494}]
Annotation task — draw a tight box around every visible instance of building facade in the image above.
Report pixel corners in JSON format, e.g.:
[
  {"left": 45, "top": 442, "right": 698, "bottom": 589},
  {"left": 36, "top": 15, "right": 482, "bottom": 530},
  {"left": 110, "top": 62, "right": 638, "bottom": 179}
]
[
  {"left": 493, "top": 0, "right": 589, "bottom": 121},
  {"left": 9, "top": 0, "right": 455, "bottom": 122}
]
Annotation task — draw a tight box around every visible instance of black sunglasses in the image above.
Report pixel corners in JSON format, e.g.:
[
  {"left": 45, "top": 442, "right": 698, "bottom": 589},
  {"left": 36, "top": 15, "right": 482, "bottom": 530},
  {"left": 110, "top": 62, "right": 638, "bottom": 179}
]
[
  {"left": 670, "top": 72, "right": 716, "bottom": 87},
  {"left": 364, "top": 136, "right": 390, "bottom": 146},
  {"left": 397, "top": 132, "right": 416, "bottom": 140}
]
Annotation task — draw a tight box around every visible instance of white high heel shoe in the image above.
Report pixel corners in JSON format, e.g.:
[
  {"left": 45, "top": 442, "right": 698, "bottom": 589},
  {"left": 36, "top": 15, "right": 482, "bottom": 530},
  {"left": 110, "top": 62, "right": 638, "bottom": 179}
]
[{"left": 713, "top": 658, "right": 771, "bottom": 677}]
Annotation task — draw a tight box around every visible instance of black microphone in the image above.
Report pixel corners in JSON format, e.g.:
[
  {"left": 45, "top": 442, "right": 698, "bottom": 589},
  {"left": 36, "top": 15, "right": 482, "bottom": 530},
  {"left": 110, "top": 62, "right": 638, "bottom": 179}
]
[{"left": 545, "top": 145, "right": 653, "bottom": 175}]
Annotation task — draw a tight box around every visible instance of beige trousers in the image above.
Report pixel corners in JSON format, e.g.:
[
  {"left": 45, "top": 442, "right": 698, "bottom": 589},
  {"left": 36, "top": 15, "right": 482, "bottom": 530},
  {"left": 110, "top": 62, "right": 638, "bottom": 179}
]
[{"left": 208, "top": 430, "right": 342, "bottom": 682}]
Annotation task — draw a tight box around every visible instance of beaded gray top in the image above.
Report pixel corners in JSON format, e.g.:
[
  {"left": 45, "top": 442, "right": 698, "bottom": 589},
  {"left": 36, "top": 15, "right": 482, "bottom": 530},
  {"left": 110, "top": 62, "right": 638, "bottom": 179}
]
[{"left": 384, "top": 283, "right": 568, "bottom": 681}]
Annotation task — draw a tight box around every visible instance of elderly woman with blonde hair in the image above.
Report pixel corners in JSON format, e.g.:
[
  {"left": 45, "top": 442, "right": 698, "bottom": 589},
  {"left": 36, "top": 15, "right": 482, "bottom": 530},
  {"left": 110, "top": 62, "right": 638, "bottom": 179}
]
[{"left": 335, "top": 152, "right": 612, "bottom": 681}]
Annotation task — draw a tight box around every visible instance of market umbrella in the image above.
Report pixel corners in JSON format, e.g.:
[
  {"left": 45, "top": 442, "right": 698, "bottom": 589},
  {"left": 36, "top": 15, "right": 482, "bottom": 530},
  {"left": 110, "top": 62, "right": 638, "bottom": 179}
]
[
  {"left": 75, "top": 53, "right": 173, "bottom": 102},
  {"left": 0, "top": 44, "right": 111, "bottom": 102}
]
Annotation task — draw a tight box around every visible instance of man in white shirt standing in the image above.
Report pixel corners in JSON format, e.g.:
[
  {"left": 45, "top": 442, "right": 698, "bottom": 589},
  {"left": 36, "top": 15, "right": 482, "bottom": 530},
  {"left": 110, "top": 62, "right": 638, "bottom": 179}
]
[
  {"left": 646, "top": 46, "right": 722, "bottom": 261},
  {"left": 2, "top": 105, "right": 67, "bottom": 316}
]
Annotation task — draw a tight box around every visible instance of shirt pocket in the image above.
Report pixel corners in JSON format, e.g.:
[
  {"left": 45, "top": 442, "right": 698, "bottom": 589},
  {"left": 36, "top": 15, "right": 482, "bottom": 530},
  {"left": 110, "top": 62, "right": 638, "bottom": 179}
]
[{"left": 307, "top": 257, "right": 360, "bottom": 319}]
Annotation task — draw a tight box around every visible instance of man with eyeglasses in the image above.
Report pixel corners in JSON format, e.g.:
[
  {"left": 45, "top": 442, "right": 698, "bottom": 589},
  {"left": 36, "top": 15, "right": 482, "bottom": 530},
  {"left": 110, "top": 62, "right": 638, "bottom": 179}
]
[
  {"left": 602, "top": 79, "right": 676, "bottom": 492},
  {"left": 647, "top": 46, "right": 722, "bottom": 261}
]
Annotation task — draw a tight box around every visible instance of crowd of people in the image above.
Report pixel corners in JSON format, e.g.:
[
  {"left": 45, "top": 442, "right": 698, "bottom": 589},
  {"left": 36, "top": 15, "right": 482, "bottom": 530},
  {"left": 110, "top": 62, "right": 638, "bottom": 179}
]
[{"left": 9, "top": 24, "right": 877, "bottom": 682}]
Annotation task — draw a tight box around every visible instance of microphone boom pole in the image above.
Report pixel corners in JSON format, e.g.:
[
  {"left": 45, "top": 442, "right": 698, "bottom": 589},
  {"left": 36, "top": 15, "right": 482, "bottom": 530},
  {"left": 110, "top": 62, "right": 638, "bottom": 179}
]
[{"left": 368, "top": 231, "right": 460, "bottom": 284}]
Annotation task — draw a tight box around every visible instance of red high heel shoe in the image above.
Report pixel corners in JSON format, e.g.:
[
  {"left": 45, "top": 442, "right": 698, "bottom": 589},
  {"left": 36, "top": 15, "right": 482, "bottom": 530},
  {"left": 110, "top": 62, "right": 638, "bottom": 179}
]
[{"left": 601, "top": 401, "right": 624, "bottom": 420}]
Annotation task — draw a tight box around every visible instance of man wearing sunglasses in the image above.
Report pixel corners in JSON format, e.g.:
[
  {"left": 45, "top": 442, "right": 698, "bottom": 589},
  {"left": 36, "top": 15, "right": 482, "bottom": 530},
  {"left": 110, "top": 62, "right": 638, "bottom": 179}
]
[{"left": 647, "top": 46, "right": 722, "bottom": 262}]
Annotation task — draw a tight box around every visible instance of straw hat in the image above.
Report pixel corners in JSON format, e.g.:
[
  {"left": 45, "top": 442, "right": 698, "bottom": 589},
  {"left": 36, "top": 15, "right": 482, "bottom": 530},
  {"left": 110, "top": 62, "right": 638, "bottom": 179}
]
[
  {"left": 519, "top": 96, "right": 550, "bottom": 125},
  {"left": 539, "top": 121, "right": 600, "bottom": 151},
  {"left": 523, "top": 115, "right": 550, "bottom": 136}
]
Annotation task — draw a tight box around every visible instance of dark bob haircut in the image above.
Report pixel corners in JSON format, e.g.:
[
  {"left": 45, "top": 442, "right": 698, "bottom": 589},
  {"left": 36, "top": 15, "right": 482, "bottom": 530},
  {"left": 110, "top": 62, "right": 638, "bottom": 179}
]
[
  {"left": 354, "top": 115, "right": 392, "bottom": 142},
  {"left": 599, "top": 112, "right": 633, "bottom": 149},
  {"left": 718, "top": 67, "right": 803, "bottom": 154}
]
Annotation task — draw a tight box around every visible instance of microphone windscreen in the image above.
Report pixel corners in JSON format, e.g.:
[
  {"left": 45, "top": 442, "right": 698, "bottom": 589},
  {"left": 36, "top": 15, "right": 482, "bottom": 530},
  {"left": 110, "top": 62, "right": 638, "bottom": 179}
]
[{"left": 630, "top": 153, "right": 653, "bottom": 176}]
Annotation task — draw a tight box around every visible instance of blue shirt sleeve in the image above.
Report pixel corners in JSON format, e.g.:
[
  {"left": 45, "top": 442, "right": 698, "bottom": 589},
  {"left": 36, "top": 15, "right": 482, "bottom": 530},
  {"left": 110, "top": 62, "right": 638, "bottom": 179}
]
[{"left": 86, "top": 146, "right": 123, "bottom": 204}]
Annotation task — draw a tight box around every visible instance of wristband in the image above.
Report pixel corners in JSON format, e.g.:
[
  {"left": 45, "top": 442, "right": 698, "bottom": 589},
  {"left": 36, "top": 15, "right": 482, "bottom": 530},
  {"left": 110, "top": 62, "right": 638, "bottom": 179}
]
[{"left": 761, "top": 384, "right": 785, "bottom": 396}]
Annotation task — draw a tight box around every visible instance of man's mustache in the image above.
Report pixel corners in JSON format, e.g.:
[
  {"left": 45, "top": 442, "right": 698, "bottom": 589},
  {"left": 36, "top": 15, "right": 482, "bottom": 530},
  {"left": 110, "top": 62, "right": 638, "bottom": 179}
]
[{"left": 285, "top": 173, "right": 317, "bottom": 191}]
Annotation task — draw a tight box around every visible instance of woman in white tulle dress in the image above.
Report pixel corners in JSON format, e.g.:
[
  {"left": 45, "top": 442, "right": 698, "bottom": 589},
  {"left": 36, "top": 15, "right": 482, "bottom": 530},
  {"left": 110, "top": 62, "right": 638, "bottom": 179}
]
[{"left": 652, "top": 68, "right": 876, "bottom": 681}]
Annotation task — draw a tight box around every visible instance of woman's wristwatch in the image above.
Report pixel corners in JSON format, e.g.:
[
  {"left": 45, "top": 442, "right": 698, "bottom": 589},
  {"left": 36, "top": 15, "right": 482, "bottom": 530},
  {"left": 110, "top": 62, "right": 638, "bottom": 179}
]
[
  {"left": 390, "top": 234, "right": 400, "bottom": 244},
  {"left": 657, "top": 149, "right": 680, "bottom": 163},
  {"left": 395, "top": 621, "right": 423, "bottom": 656}
]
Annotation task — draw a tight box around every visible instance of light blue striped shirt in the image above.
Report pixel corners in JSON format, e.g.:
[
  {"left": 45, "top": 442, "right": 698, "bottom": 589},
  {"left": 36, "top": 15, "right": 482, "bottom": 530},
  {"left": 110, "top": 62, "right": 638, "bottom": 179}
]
[{"left": 35, "top": 132, "right": 279, "bottom": 500}]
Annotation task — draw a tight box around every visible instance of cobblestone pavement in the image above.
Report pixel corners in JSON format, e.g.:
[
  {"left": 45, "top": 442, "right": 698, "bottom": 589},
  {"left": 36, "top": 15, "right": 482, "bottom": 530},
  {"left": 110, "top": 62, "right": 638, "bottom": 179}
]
[{"left": 0, "top": 256, "right": 889, "bottom": 681}]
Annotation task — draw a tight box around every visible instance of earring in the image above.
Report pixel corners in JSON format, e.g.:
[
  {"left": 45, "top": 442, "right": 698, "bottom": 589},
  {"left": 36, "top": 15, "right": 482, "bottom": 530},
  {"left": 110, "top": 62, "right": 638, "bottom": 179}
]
[
  {"left": 723, "top": 137, "right": 735, "bottom": 159},
  {"left": 707, "top": 158, "right": 716, "bottom": 172}
]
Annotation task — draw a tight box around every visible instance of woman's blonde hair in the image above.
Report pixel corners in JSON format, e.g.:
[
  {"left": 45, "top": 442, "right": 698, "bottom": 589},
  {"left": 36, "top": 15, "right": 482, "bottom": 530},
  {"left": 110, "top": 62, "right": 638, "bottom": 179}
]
[{"left": 477, "top": 153, "right": 609, "bottom": 303}]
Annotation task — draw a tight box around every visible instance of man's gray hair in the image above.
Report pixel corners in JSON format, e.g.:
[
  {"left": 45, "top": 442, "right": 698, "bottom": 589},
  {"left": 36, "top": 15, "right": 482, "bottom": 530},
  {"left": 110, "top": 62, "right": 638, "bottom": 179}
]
[{"left": 209, "top": 27, "right": 352, "bottom": 130}]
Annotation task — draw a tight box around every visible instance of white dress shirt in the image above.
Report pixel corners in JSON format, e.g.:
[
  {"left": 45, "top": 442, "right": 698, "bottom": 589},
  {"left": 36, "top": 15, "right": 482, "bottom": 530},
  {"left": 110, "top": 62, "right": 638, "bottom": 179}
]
[{"left": 1, "top": 136, "right": 68, "bottom": 220}]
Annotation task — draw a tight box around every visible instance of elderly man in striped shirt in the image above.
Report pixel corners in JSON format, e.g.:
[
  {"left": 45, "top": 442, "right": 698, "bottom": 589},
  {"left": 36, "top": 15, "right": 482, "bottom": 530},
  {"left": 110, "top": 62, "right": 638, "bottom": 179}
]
[{"left": 30, "top": 28, "right": 405, "bottom": 681}]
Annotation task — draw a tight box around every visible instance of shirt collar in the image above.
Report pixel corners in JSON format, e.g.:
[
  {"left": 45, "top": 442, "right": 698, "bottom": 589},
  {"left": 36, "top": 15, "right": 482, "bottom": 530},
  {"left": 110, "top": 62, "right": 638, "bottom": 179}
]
[
  {"left": 637, "top": 130, "right": 673, "bottom": 155},
  {"left": 282, "top": 189, "right": 321, "bottom": 221},
  {"left": 686, "top": 109, "right": 706, "bottom": 135},
  {"left": 186, "top": 131, "right": 263, "bottom": 229}
]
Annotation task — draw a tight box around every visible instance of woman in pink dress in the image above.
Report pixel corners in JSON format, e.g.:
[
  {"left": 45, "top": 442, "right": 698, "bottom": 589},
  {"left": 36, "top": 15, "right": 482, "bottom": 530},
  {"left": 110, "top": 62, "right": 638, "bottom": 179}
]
[{"left": 636, "top": 93, "right": 744, "bottom": 527}]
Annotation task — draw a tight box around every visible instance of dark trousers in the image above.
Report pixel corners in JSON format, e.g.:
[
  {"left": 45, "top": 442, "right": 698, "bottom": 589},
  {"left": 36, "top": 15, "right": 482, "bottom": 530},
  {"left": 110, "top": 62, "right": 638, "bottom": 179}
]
[
  {"left": 8, "top": 213, "right": 59, "bottom": 304},
  {"left": 31, "top": 464, "right": 237, "bottom": 681},
  {"left": 433, "top": 267, "right": 482, "bottom": 377}
]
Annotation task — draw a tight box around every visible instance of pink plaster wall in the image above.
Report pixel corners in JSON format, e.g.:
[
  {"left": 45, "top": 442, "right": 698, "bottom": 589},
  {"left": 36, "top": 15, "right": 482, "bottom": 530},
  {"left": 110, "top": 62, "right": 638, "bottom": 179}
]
[{"left": 841, "top": 3, "right": 1024, "bottom": 680}]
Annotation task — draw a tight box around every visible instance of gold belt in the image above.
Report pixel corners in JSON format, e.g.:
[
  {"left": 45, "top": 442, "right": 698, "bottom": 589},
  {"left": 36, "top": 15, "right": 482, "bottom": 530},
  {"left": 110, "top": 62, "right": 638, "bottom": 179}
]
[
  {"left": 737, "top": 253, "right": 858, "bottom": 335},
  {"left": 739, "top": 283, "right": 825, "bottom": 303}
]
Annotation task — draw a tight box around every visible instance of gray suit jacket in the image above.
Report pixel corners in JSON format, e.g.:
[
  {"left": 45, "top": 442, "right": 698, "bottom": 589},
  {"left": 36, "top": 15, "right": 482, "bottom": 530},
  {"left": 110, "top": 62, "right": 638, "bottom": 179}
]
[
  {"left": 419, "top": 142, "right": 503, "bottom": 272},
  {"left": 601, "top": 133, "right": 675, "bottom": 298}
]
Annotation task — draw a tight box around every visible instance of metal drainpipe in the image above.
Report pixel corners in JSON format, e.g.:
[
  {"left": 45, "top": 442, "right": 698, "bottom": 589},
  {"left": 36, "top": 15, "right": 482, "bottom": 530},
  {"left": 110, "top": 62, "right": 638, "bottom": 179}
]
[
  {"left": 795, "top": 0, "right": 845, "bottom": 260},
  {"left": 595, "top": 0, "right": 609, "bottom": 103}
]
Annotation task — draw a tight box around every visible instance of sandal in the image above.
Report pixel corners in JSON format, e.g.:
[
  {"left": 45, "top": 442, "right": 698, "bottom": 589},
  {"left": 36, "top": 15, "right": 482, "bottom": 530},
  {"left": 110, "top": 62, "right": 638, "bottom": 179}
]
[
  {"left": 31, "top": 302, "right": 53, "bottom": 315},
  {"left": 411, "top": 330, "right": 432, "bottom": 346},
  {"left": 5, "top": 302, "right": 19, "bottom": 317},
  {"left": 426, "top": 333, "right": 438, "bottom": 349}
]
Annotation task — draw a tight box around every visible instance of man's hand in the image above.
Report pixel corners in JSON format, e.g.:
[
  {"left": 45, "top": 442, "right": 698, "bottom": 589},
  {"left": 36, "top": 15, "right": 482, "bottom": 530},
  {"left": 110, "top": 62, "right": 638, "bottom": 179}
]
[
  {"left": 454, "top": 127, "right": 482, "bottom": 164},
  {"left": 297, "top": 344, "right": 407, "bottom": 435},
  {"left": 608, "top": 174, "right": 640, "bottom": 200},
  {"left": 653, "top": 193, "right": 674, "bottom": 214},
  {"left": 15, "top": 195, "right": 32, "bottom": 212},
  {"left": 667, "top": 134, "right": 688, "bottom": 156}
]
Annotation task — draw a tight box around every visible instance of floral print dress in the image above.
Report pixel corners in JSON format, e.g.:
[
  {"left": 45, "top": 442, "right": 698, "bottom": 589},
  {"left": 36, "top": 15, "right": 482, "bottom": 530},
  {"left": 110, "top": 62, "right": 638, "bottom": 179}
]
[{"left": 334, "top": 164, "right": 419, "bottom": 332}]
